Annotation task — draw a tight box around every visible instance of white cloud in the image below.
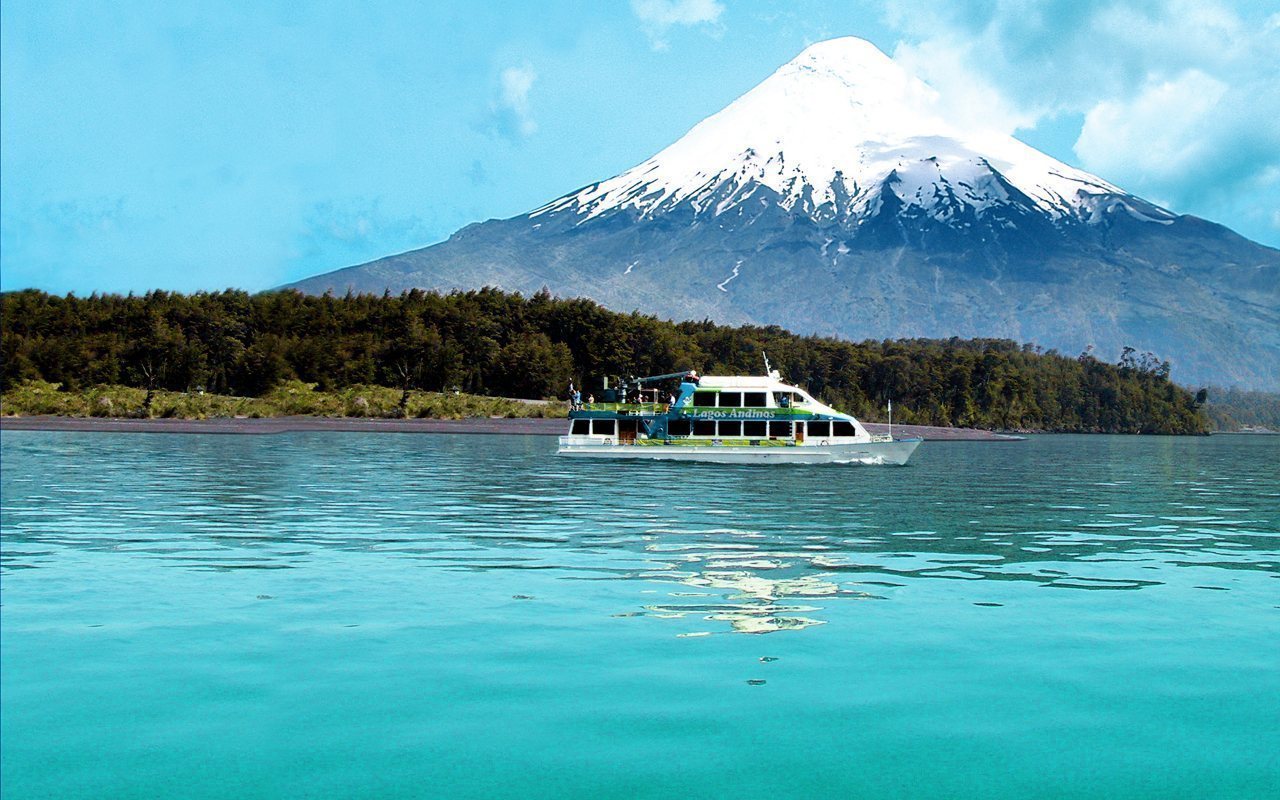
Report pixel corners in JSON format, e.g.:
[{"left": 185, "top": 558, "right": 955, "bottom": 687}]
[
  {"left": 891, "top": 38, "right": 1039, "bottom": 136},
  {"left": 879, "top": 0, "right": 1259, "bottom": 121},
  {"left": 876, "top": 0, "right": 1280, "bottom": 224},
  {"left": 631, "top": 0, "right": 725, "bottom": 50},
  {"left": 1072, "top": 65, "right": 1280, "bottom": 209},
  {"left": 1075, "top": 70, "right": 1228, "bottom": 185},
  {"left": 497, "top": 64, "right": 538, "bottom": 137}
]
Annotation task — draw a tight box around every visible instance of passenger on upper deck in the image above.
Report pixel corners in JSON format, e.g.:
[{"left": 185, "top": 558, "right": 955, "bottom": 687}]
[{"left": 685, "top": 370, "right": 700, "bottom": 386}]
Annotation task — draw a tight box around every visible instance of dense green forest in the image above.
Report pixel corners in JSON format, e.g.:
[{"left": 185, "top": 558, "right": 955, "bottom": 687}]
[{"left": 1, "top": 288, "right": 1207, "bottom": 433}]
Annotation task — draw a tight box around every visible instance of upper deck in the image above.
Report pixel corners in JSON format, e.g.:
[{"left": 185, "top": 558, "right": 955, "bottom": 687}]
[{"left": 569, "top": 374, "right": 871, "bottom": 441}]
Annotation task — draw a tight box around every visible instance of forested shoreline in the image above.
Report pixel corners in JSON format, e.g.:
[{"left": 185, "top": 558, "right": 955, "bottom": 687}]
[
  {"left": 1202, "top": 387, "right": 1280, "bottom": 432},
  {"left": 2, "top": 288, "right": 1208, "bottom": 433}
]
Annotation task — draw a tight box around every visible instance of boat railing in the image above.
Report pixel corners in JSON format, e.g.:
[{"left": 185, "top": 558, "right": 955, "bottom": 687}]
[{"left": 579, "top": 402, "right": 668, "bottom": 415}]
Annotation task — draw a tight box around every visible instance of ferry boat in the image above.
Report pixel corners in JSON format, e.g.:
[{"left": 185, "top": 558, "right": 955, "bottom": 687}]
[{"left": 558, "top": 367, "right": 921, "bottom": 465}]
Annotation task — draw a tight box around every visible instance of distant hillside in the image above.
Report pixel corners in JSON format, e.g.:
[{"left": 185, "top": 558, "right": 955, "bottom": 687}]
[
  {"left": 2, "top": 288, "right": 1207, "bottom": 434},
  {"left": 287, "top": 37, "right": 1280, "bottom": 390},
  {"left": 1203, "top": 387, "right": 1280, "bottom": 432}
]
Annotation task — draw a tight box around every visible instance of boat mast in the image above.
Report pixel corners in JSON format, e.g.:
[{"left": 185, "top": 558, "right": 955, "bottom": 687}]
[
  {"left": 762, "top": 351, "right": 780, "bottom": 380},
  {"left": 888, "top": 398, "right": 893, "bottom": 440}
]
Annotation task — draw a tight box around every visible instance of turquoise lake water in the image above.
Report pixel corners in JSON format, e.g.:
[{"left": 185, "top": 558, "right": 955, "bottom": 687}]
[{"left": 2, "top": 431, "right": 1277, "bottom": 799}]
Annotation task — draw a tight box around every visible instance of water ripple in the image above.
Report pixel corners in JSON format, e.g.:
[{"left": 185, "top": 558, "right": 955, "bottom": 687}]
[{"left": 2, "top": 431, "right": 1278, "bottom": 635}]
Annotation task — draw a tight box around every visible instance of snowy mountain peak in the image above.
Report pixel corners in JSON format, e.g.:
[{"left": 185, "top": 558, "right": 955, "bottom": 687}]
[
  {"left": 533, "top": 37, "right": 1167, "bottom": 229},
  {"left": 784, "top": 36, "right": 934, "bottom": 110}
]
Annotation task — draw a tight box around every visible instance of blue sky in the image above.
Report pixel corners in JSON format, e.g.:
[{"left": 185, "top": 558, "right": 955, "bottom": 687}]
[{"left": 3, "top": 0, "right": 1277, "bottom": 294}]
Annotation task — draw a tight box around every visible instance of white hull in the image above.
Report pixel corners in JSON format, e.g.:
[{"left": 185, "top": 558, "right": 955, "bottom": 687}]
[{"left": 557, "top": 438, "right": 921, "bottom": 465}]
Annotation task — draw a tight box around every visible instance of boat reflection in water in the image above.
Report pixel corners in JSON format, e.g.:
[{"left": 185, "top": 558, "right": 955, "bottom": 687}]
[{"left": 624, "top": 530, "right": 889, "bottom": 635}]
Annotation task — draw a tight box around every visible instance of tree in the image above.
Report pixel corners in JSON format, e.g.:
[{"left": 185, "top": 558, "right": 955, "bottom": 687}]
[
  {"left": 382, "top": 317, "right": 443, "bottom": 416},
  {"left": 495, "top": 333, "right": 574, "bottom": 399},
  {"left": 124, "top": 317, "right": 185, "bottom": 415}
]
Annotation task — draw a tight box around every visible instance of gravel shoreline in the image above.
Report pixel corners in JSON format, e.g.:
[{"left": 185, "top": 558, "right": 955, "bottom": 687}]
[{"left": 0, "top": 415, "right": 1021, "bottom": 441}]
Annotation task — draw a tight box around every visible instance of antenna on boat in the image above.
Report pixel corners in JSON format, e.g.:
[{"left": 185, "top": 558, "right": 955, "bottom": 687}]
[
  {"left": 762, "top": 350, "right": 780, "bottom": 380},
  {"left": 888, "top": 398, "right": 893, "bottom": 440}
]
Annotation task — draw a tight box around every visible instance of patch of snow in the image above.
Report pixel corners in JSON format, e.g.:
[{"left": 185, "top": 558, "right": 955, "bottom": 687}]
[
  {"left": 1076, "top": 194, "right": 1177, "bottom": 225},
  {"left": 717, "top": 260, "right": 743, "bottom": 292},
  {"left": 1126, "top": 208, "right": 1174, "bottom": 225}
]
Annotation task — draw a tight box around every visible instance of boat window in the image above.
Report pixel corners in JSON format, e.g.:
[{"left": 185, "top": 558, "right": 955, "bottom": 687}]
[
  {"left": 832, "top": 421, "right": 858, "bottom": 437},
  {"left": 743, "top": 392, "right": 767, "bottom": 408},
  {"left": 694, "top": 420, "right": 716, "bottom": 436},
  {"left": 773, "top": 391, "right": 798, "bottom": 408},
  {"left": 592, "top": 419, "right": 616, "bottom": 436},
  {"left": 769, "top": 421, "right": 792, "bottom": 438},
  {"left": 743, "top": 420, "right": 767, "bottom": 437},
  {"left": 692, "top": 391, "right": 716, "bottom": 407},
  {"left": 667, "top": 419, "right": 691, "bottom": 436},
  {"left": 571, "top": 419, "right": 590, "bottom": 435},
  {"left": 718, "top": 420, "right": 742, "bottom": 437},
  {"left": 717, "top": 391, "right": 741, "bottom": 407},
  {"left": 809, "top": 420, "right": 831, "bottom": 437}
]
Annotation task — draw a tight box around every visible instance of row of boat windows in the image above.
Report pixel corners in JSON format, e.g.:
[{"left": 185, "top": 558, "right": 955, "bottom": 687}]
[
  {"left": 689, "top": 391, "right": 806, "bottom": 408},
  {"left": 572, "top": 419, "right": 858, "bottom": 437}
]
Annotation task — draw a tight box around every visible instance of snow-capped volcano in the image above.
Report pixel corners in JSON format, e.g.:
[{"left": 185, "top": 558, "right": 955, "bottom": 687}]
[
  {"left": 534, "top": 37, "right": 1154, "bottom": 227},
  {"left": 290, "top": 37, "right": 1279, "bottom": 389}
]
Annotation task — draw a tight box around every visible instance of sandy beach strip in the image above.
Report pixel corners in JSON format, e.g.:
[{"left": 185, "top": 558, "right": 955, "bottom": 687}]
[{"left": 0, "top": 415, "right": 1021, "bottom": 441}]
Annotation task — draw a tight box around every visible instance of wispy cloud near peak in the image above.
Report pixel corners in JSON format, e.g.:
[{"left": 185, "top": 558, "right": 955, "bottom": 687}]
[
  {"left": 631, "top": 0, "right": 724, "bottom": 50},
  {"left": 496, "top": 63, "right": 538, "bottom": 138}
]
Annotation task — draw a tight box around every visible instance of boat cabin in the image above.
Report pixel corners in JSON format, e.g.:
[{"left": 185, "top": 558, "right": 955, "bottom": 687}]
[{"left": 566, "top": 373, "right": 873, "bottom": 446}]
